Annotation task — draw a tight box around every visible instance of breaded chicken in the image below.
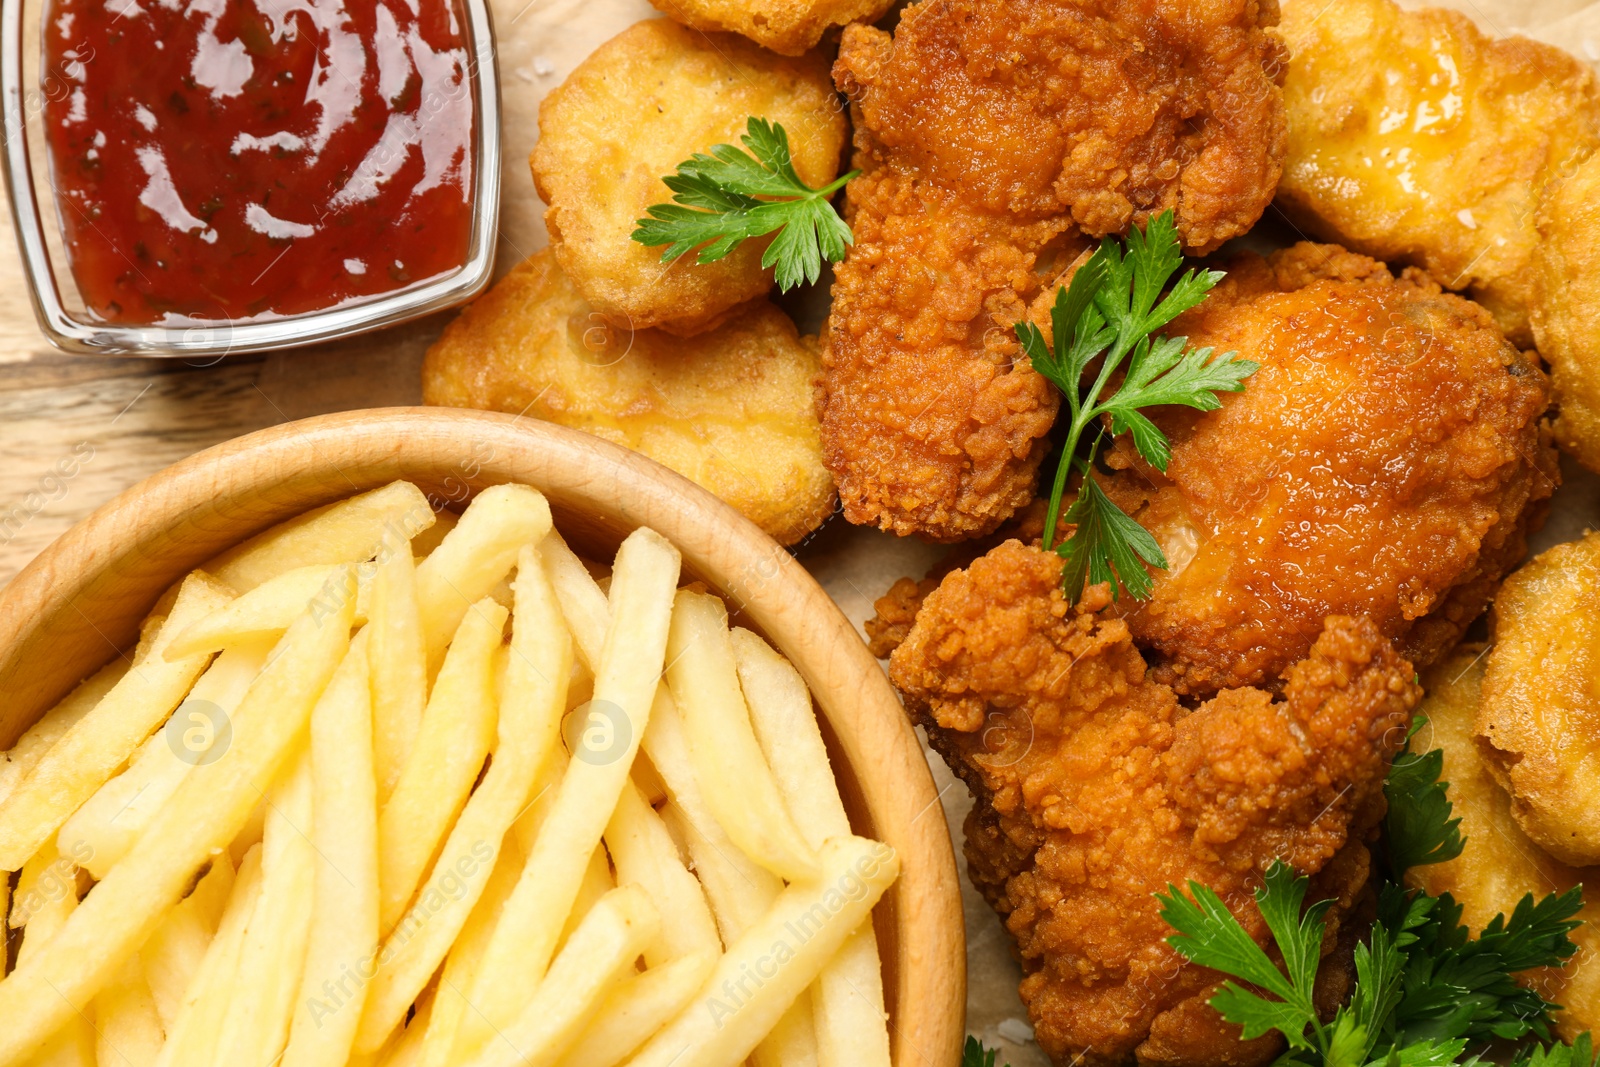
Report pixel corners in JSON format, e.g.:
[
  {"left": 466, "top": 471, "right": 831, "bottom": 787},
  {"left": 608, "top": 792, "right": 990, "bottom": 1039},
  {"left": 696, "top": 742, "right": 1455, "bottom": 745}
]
[
  {"left": 1477, "top": 531, "right": 1600, "bottom": 867},
  {"left": 1408, "top": 646, "right": 1600, "bottom": 1042},
  {"left": 819, "top": 0, "right": 1287, "bottom": 541},
  {"left": 1098, "top": 243, "right": 1556, "bottom": 696},
  {"left": 530, "top": 19, "right": 846, "bottom": 337},
  {"left": 649, "top": 0, "right": 894, "bottom": 57},
  {"left": 421, "top": 249, "right": 837, "bottom": 545},
  {"left": 891, "top": 540, "right": 1420, "bottom": 1067},
  {"left": 1276, "top": 0, "right": 1600, "bottom": 345},
  {"left": 1533, "top": 151, "right": 1600, "bottom": 473}
]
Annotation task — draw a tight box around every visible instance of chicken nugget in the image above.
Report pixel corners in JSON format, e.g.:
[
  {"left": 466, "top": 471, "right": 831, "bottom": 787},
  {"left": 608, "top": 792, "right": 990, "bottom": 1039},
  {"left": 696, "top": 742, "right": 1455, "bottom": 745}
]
[
  {"left": 649, "top": 0, "right": 892, "bottom": 57},
  {"left": 1099, "top": 243, "right": 1557, "bottom": 696},
  {"left": 1477, "top": 531, "right": 1600, "bottom": 866},
  {"left": 421, "top": 249, "right": 837, "bottom": 545},
  {"left": 1534, "top": 151, "right": 1600, "bottom": 473},
  {"left": 530, "top": 19, "right": 847, "bottom": 338},
  {"left": 1408, "top": 647, "right": 1600, "bottom": 1042},
  {"left": 1276, "top": 0, "right": 1600, "bottom": 345}
]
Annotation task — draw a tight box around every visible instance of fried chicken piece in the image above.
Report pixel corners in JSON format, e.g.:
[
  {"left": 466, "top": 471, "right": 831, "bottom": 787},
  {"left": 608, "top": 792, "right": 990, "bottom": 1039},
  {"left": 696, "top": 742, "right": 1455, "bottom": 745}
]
[
  {"left": 1533, "top": 150, "right": 1600, "bottom": 474},
  {"left": 422, "top": 249, "right": 836, "bottom": 545},
  {"left": 1098, "top": 243, "right": 1556, "bottom": 696},
  {"left": 891, "top": 540, "right": 1420, "bottom": 1067},
  {"left": 819, "top": 0, "right": 1287, "bottom": 541},
  {"left": 1276, "top": 0, "right": 1600, "bottom": 346},
  {"left": 1477, "top": 531, "right": 1600, "bottom": 867},
  {"left": 1408, "top": 646, "right": 1600, "bottom": 1042}
]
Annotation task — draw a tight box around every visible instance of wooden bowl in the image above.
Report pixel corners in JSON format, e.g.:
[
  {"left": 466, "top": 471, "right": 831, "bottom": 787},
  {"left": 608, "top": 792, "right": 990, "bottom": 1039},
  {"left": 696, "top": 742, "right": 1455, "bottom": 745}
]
[{"left": 0, "top": 407, "right": 964, "bottom": 1067}]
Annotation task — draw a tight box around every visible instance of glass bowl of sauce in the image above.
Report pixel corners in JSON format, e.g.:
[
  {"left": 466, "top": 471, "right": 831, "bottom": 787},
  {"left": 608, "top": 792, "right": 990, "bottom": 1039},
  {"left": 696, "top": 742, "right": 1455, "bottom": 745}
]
[{"left": 0, "top": 0, "right": 498, "bottom": 356}]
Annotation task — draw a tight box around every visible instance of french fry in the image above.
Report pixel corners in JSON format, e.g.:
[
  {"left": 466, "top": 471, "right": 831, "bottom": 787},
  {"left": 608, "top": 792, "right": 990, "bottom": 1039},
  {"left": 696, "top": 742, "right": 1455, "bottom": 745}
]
[
  {"left": 60, "top": 640, "right": 271, "bottom": 879},
  {"left": 732, "top": 628, "right": 892, "bottom": 1067},
  {"left": 0, "top": 569, "right": 356, "bottom": 1064},
  {"left": 207, "top": 482, "right": 435, "bottom": 593},
  {"left": 414, "top": 832, "right": 529, "bottom": 1067},
  {"left": 377, "top": 599, "right": 506, "bottom": 936},
  {"left": 643, "top": 691, "right": 815, "bottom": 1067},
  {"left": 367, "top": 542, "right": 428, "bottom": 804},
  {"left": 642, "top": 691, "right": 782, "bottom": 936},
  {"left": 0, "top": 573, "right": 234, "bottom": 872},
  {"left": 409, "top": 508, "right": 458, "bottom": 560},
  {"left": 604, "top": 781, "right": 719, "bottom": 965},
  {"left": 282, "top": 649, "right": 380, "bottom": 1067},
  {"left": 551, "top": 949, "right": 718, "bottom": 1067},
  {"left": 452, "top": 529, "right": 679, "bottom": 1060},
  {"left": 414, "top": 484, "right": 552, "bottom": 673},
  {"left": 13, "top": 846, "right": 94, "bottom": 1067},
  {"left": 379, "top": 991, "right": 435, "bottom": 1067},
  {"left": 624, "top": 836, "right": 900, "bottom": 1067},
  {"left": 8, "top": 839, "right": 81, "bottom": 930},
  {"left": 95, "top": 954, "right": 164, "bottom": 1067},
  {"left": 357, "top": 549, "right": 573, "bottom": 1056},
  {"left": 142, "top": 855, "right": 235, "bottom": 1031},
  {"left": 665, "top": 591, "right": 817, "bottom": 882},
  {"left": 212, "top": 751, "right": 317, "bottom": 1067},
  {"left": 163, "top": 565, "right": 365, "bottom": 658},
  {"left": 0, "top": 658, "right": 126, "bottom": 809},
  {"left": 151, "top": 846, "right": 265, "bottom": 1067},
  {"left": 460, "top": 885, "right": 660, "bottom": 1067},
  {"left": 559, "top": 843, "right": 615, "bottom": 952},
  {"left": 0, "top": 876, "right": 7, "bottom": 976},
  {"left": 538, "top": 530, "right": 609, "bottom": 672}
]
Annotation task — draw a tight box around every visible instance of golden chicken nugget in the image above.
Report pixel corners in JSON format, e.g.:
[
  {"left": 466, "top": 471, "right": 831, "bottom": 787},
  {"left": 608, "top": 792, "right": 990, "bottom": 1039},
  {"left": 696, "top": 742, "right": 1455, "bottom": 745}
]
[
  {"left": 1534, "top": 152, "right": 1600, "bottom": 473},
  {"left": 1477, "top": 531, "right": 1600, "bottom": 867},
  {"left": 649, "top": 0, "right": 892, "bottom": 57},
  {"left": 530, "top": 19, "right": 847, "bottom": 338},
  {"left": 1408, "top": 647, "right": 1600, "bottom": 1042},
  {"left": 421, "top": 249, "right": 836, "bottom": 546},
  {"left": 1277, "top": 0, "right": 1600, "bottom": 344}
]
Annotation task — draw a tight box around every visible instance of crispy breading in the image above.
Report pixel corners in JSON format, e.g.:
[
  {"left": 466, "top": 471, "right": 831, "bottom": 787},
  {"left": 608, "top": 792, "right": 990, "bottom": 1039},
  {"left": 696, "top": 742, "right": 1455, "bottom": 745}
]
[
  {"left": 649, "top": 0, "right": 893, "bottom": 57},
  {"left": 421, "top": 249, "right": 836, "bottom": 545},
  {"left": 1276, "top": 0, "right": 1600, "bottom": 345},
  {"left": 891, "top": 539, "right": 1419, "bottom": 1067},
  {"left": 1408, "top": 647, "right": 1600, "bottom": 1042},
  {"left": 529, "top": 19, "right": 847, "bottom": 338},
  {"left": 1098, "top": 243, "right": 1556, "bottom": 696},
  {"left": 1476, "top": 531, "right": 1600, "bottom": 866},
  {"left": 818, "top": 0, "right": 1287, "bottom": 541},
  {"left": 1534, "top": 151, "right": 1600, "bottom": 473}
]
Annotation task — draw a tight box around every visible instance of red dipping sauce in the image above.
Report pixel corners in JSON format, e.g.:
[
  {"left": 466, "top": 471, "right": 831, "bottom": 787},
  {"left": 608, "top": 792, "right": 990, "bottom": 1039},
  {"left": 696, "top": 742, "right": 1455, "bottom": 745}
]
[{"left": 41, "top": 0, "right": 475, "bottom": 324}]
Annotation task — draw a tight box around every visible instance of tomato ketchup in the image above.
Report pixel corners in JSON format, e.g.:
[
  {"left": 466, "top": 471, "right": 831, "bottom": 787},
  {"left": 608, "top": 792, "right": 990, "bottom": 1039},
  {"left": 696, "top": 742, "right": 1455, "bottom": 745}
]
[{"left": 41, "top": 0, "right": 475, "bottom": 324}]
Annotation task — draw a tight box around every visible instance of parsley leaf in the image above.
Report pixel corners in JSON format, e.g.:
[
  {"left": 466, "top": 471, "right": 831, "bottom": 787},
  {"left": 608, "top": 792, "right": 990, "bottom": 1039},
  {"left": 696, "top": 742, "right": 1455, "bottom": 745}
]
[
  {"left": 1016, "top": 211, "right": 1258, "bottom": 603},
  {"left": 1379, "top": 882, "right": 1582, "bottom": 1047},
  {"left": 1159, "top": 860, "right": 1325, "bottom": 1048},
  {"left": 632, "top": 117, "right": 858, "bottom": 292},
  {"left": 1510, "top": 1033, "right": 1600, "bottom": 1067},
  {"left": 1384, "top": 718, "right": 1465, "bottom": 876},
  {"left": 962, "top": 1036, "right": 1005, "bottom": 1067}
]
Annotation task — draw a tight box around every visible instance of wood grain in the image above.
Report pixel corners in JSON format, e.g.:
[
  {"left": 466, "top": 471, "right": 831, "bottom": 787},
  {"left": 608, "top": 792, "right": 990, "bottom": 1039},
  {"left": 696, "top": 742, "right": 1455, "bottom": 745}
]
[{"left": 0, "top": 408, "right": 966, "bottom": 1067}]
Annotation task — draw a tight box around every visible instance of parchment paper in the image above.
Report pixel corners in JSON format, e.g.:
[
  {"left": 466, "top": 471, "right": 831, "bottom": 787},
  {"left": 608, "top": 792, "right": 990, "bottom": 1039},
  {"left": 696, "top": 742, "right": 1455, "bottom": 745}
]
[{"left": 483, "top": 1, "right": 1600, "bottom": 1062}]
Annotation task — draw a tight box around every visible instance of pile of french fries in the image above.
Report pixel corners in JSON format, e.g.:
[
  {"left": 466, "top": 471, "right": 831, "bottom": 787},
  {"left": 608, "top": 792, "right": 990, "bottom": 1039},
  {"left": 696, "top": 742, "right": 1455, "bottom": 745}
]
[{"left": 0, "top": 480, "right": 899, "bottom": 1067}]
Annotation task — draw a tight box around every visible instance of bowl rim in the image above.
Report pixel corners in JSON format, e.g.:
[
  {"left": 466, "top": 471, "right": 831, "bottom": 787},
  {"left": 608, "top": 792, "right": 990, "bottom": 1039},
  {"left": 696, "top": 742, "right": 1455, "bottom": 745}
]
[{"left": 0, "top": 406, "right": 966, "bottom": 1067}]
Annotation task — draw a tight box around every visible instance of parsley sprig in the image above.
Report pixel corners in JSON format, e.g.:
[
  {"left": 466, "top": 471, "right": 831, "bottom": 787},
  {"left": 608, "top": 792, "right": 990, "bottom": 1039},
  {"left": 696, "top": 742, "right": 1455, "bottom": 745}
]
[
  {"left": 1384, "top": 719, "right": 1465, "bottom": 875},
  {"left": 631, "top": 117, "right": 857, "bottom": 292},
  {"left": 1154, "top": 720, "right": 1588, "bottom": 1067},
  {"left": 963, "top": 1036, "right": 1006, "bottom": 1067},
  {"left": 1016, "top": 211, "right": 1258, "bottom": 603}
]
